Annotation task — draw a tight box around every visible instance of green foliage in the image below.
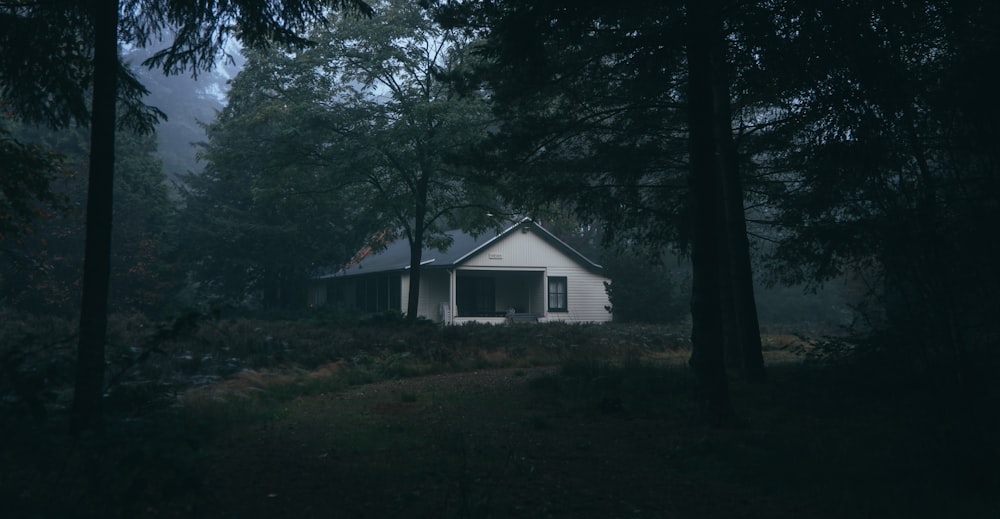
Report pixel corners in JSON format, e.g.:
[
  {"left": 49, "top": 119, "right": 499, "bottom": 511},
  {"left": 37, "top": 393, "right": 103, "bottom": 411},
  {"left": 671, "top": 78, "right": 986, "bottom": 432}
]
[
  {"left": 359, "top": 310, "right": 436, "bottom": 329},
  {"left": 0, "top": 310, "right": 216, "bottom": 517},
  {"left": 753, "top": 281, "right": 852, "bottom": 334},
  {"left": 555, "top": 355, "right": 692, "bottom": 416},
  {"left": 602, "top": 251, "right": 689, "bottom": 324},
  {"left": 176, "top": 36, "right": 381, "bottom": 308},
  {"left": 176, "top": 48, "right": 374, "bottom": 307},
  {"left": 0, "top": 125, "right": 176, "bottom": 316},
  {"left": 0, "top": 313, "right": 75, "bottom": 424},
  {"left": 170, "top": 333, "right": 994, "bottom": 518},
  {"left": 121, "top": 45, "right": 231, "bottom": 181},
  {"left": 751, "top": 0, "right": 1000, "bottom": 385},
  {"left": 5, "top": 0, "right": 378, "bottom": 434},
  {"left": 440, "top": 0, "right": 693, "bottom": 251},
  {"left": 444, "top": 0, "right": 999, "bottom": 392},
  {"left": 0, "top": 2, "right": 163, "bottom": 132},
  {"left": 0, "top": 126, "right": 70, "bottom": 244},
  {"left": 185, "top": 0, "right": 502, "bottom": 314},
  {"left": 5, "top": 310, "right": 993, "bottom": 516},
  {"left": 0, "top": 4, "right": 90, "bottom": 127},
  {"left": 175, "top": 152, "right": 366, "bottom": 309},
  {"left": 4, "top": 312, "right": 688, "bottom": 415},
  {"left": 2, "top": 408, "right": 209, "bottom": 518},
  {"left": 0, "top": 311, "right": 207, "bottom": 423},
  {"left": 1, "top": 0, "right": 373, "bottom": 129}
]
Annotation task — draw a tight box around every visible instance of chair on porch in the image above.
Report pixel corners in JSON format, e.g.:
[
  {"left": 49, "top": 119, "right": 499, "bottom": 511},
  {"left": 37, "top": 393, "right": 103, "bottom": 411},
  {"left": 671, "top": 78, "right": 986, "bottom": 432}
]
[{"left": 504, "top": 307, "right": 539, "bottom": 323}]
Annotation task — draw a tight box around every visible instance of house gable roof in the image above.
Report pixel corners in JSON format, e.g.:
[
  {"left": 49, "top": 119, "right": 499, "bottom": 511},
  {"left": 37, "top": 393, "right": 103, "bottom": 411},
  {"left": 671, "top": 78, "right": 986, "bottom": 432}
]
[{"left": 319, "top": 219, "right": 603, "bottom": 279}]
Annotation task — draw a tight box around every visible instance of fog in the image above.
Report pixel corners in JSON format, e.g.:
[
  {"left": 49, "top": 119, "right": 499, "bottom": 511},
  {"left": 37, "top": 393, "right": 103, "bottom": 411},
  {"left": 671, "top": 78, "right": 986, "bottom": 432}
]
[{"left": 126, "top": 45, "right": 244, "bottom": 180}]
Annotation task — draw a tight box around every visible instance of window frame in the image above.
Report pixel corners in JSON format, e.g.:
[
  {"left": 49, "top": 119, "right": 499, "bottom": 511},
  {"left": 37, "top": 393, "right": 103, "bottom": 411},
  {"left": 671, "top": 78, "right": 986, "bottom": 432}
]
[
  {"left": 355, "top": 274, "right": 401, "bottom": 313},
  {"left": 547, "top": 276, "right": 568, "bottom": 312}
]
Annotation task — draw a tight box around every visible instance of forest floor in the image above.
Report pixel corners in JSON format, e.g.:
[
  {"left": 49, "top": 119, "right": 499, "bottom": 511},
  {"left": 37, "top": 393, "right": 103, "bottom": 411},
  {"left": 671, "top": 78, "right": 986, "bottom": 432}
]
[
  {"left": 165, "top": 349, "right": 998, "bottom": 519},
  {"left": 4, "top": 326, "right": 997, "bottom": 518}
]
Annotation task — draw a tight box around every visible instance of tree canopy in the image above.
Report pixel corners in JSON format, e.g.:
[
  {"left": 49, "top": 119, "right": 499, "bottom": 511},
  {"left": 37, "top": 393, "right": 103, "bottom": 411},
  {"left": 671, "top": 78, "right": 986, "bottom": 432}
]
[
  {"left": 752, "top": 0, "right": 1000, "bottom": 389},
  {"left": 1, "top": 123, "right": 174, "bottom": 316},
  {"left": 440, "top": 0, "right": 772, "bottom": 418},
  {"left": 3, "top": 0, "right": 997, "bottom": 433},
  {"left": 3, "top": 0, "right": 374, "bottom": 432},
  {"left": 193, "top": 0, "right": 499, "bottom": 318},
  {"left": 438, "top": 0, "right": 1000, "bottom": 414},
  {"left": 178, "top": 44, "right": 375, "bottom": 309}
]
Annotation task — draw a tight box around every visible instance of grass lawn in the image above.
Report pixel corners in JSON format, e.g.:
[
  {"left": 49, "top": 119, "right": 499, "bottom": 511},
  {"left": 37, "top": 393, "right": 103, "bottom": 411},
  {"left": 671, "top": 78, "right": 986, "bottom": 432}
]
[
  {"left": 3, "top": 323, "right": 997, "bottom": 518},
  {"left": 174, "top": 350, "right": 997, "bottom": 518}
]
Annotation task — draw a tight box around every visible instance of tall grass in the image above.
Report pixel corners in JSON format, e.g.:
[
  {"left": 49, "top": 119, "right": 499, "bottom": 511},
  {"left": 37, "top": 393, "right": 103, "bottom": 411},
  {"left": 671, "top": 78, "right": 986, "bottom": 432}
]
[
  {"left": 4, "top": 309, "right": 995, "bottom": 518},
  {"left": 2, "top": 311, "right": 696, "bottom": 517}
]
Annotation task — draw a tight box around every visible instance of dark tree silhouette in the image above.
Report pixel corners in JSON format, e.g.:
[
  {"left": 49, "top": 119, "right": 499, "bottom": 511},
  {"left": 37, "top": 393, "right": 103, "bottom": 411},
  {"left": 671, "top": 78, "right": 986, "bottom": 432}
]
[
  {"left": 71, "top": 0, "right": 120, "bottom": 433},
  {"left": 755, "top": 0, "right": 1000, "bottom": 399},
  {"left": 4, "top": 0, "right": 372, "bottom": 433},
  {"left": 439, "top": 0, "right": 768, "bottom": 417},
  {"left": 684, "top": 0, "right": 733, "bottom": 420},
  {"left": 192, "top": 2, "right": 499, "bottom": 320}
]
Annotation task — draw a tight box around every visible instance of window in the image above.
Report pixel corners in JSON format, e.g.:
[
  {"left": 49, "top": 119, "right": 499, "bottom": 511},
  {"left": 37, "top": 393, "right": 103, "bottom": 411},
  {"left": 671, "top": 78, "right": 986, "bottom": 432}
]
[
  {"left": 548, "top": 276, "right": 567, "bottom": 312},
  {"left": 355, "top": 275, "right": 401, "bottom": 313},
  {"left": 457, "top": 276, "right": 496, "bottom": 317}
]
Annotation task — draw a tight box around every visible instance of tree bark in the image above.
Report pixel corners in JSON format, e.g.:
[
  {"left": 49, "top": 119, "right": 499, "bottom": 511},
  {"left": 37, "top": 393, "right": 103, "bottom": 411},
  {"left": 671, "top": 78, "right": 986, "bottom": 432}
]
[
  {"left": 712, "top": 45, "right": 766, "bottom": 383},
  {"left": 719, "top": 239, "right": 742, "bottom": 370},
  {"left": 71, "top": 0, "right": 119, "bottom": 434},
  {"left": 685, "top": 0, "right": 733, "bottom": 425},
  {"left": 405, "top": 171, "right": 430, "bottom": 322},
  {"left": 406, "top": 232, "right": 423, "bottom": 321},
  {"left": 720, "top": 157, "right": 766, "bottom": 382}
]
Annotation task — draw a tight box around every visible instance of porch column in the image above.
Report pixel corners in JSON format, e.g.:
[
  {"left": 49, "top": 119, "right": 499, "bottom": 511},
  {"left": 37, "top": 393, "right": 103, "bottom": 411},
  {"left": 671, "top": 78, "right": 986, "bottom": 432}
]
[
  {"left": 448, "top": 269, "right": 457, "bottom": 325},
  {"left": 542, "top": 271, "right": 548, "bottom": 316}
]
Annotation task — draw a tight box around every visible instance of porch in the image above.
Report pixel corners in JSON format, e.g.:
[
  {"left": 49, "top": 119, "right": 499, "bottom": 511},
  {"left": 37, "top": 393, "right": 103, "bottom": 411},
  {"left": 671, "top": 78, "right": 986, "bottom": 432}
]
[{"left": 448, "top": 269, "right": 546, "bottom": 325}]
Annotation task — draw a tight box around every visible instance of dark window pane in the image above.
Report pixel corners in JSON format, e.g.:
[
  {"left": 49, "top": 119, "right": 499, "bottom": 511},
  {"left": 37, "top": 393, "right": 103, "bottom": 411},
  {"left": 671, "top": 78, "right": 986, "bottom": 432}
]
[
  {"left": 548, "top": 277, "right": 567, "bottom": 312},
  {"left": 390, "top": 275, "right": 401, "bottom": 311}
]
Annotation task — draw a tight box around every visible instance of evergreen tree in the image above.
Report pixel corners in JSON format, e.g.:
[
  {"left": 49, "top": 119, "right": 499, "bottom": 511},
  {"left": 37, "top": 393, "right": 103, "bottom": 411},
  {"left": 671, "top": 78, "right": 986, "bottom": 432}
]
[
  {"left": 2, "top": 0, "right": 372, "bottom": 432},
  {"left": 179, "top": 47, "right": 374, "bottom": 309},
  {"left": 1, "top": 124, "right": 175, "bottom": 316},
  {"left": 194, "top": 0, "right": 499, "bottom": 320},
  {"left": 755, "top": 0, "right": 1000, "bottom": 393},
  {"left": 441, "top": 0, "right": 771, "bottom": 418}
]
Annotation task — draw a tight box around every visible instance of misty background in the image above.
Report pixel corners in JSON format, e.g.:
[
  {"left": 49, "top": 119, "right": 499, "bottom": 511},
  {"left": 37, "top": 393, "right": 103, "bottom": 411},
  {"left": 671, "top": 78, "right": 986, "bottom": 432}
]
[{"left": 120, "top": 43, "right": 852, "bottom": 333}]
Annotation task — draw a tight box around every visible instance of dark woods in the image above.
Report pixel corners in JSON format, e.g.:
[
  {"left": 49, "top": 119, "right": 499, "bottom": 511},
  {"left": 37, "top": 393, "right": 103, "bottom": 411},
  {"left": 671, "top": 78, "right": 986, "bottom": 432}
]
[
  {"left": 1, "top": 0, "right": 998, "bottom": 493},
  {"left": 442, "top": 0, "right": 1000, "bottom": 414}
]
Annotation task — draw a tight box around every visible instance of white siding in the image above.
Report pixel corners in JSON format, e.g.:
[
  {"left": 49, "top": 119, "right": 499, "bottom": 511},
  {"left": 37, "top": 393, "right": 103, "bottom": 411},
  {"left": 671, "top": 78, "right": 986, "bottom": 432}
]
[
  {"left": 390, "top": 225, "right": 611, "bottom": 324},
  {"left": 464, "top": 228, "right": 611, "bottom": 323},
  {"left": 541, "top": 265, "right": 612, "bottom": 323},
  {"left": 401, "top": 269, "right": 451, "bottom": 323},
  {"left": 400, "top": 274, "right": 411, "bottom": 318},
  {"left": 422, "top": 269, "right": 451, "bottom": 322},
  {"left": 463, "top": 227, "right": 572, "bottom": 269}
]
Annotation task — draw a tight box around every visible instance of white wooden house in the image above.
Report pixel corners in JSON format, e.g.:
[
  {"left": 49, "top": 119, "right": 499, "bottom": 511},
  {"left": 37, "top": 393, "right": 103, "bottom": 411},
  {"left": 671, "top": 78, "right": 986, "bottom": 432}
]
[{"left": 309, "top": 219, "right": 612, "bottom": 324}]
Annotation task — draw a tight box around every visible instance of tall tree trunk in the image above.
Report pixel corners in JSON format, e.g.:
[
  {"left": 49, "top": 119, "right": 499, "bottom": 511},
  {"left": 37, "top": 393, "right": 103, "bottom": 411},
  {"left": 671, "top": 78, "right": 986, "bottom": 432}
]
[
  {"left": 71, "top": 0, "right": 119, "bottom": 434},
  {"left": 713, "top": 54, "right": 766, "bottom": 383},
  {"left": 719, "top": 239, "right": 741, "bottom": 370},
  {"left": 405, "top": 172, "right": 430, "bottom": 322},
  {"left": 720, "top": 165, "right": 766, "bottom": 381},
  {"left": 685, "top": 0, "right": 733, "bottom": 425},
  {"left": 405, "top": 232, "right": 423, "bottom": 321}
]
